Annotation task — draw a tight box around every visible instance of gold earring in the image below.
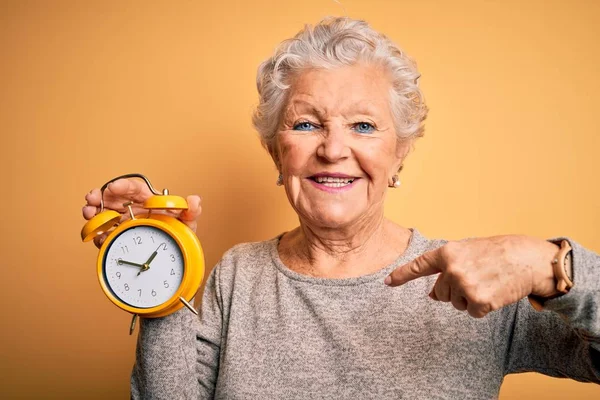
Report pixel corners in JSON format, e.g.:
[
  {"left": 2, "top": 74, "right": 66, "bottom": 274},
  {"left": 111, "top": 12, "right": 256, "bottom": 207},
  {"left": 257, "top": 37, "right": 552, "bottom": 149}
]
[
  {"left": 390, "top": 175, "right": 401, "bottom": 188},
  {"left": 276, "top": 174, "right": 283, "bottom": 186}
]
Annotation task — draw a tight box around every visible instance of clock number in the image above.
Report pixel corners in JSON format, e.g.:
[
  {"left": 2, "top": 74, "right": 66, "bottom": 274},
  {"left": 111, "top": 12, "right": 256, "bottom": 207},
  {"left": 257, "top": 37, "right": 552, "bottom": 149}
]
[
  {"left": 163, "top": 280, "right": 169, "bottom": 288},
  {"left": 137, "top": 289, "right": 142, "bottom": 297},
  {"left": 159, "top": 243, "right": 167, "bottom": 251},
  {"left": 151, "top": 236, "right": 155, "bottom": 243},
  {"left": 124, "top": 283, "right": 130, "bottom": 291},
  {"left": 121, "top": 246, "right": 129, "bottom": 254},
  {"left": 116, "top": 272, "right": 121, "bottom": 279},
  {"left": 133, "top": 236, "right": 142, "bottom": 245},
  {"left": 151, "top": 289, "right": 157, "bottom": 297},
  {"left": 170, "top": 254, "right": 175, "bottom": 262},
  {"left": 170, "top": 269, "right": 175, "bottom": 276}
]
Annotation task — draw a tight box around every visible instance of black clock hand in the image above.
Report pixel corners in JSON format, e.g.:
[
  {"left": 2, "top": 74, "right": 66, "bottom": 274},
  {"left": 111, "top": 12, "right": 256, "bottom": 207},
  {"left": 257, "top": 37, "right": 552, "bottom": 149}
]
[
  {"left": 118, "top": 259, "right": 145, "bottom": 268},
  {"left": 143, "top": 243, "right": 165, "bottom": 267},
  {"left": 144, "top": 250, "right": 158, "bottom": 266},
  {"left": 136, "top": 250, "right": 158, "bottom": 277},
  {"left": 118, "top": 258, "right": 149, "bottom": 276}
]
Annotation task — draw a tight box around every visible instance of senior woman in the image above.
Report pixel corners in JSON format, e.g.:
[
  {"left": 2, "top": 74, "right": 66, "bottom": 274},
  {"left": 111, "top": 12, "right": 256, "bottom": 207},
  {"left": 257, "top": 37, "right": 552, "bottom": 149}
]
[{"left": 82, "top": 17, "right": 599, "bottom": 399}]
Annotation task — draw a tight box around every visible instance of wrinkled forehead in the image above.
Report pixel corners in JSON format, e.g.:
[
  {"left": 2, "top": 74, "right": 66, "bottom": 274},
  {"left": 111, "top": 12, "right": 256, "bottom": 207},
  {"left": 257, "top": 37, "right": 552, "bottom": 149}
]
[{"left": 283, "top": 64, "right": 394, "bottom": 119}]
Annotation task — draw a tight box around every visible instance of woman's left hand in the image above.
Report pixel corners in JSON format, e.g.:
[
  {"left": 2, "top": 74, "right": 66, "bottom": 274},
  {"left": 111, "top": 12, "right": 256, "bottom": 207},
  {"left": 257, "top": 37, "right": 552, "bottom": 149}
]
[{"left": 385, "top": 235, "right": 563, "bottom": 318}]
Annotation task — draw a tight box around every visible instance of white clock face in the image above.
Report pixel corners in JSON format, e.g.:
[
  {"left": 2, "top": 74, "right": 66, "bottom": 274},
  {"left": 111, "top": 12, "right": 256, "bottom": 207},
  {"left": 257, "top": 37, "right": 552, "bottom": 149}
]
[{"left": 103, "top": 226, "right": 184, "bottom": 308}]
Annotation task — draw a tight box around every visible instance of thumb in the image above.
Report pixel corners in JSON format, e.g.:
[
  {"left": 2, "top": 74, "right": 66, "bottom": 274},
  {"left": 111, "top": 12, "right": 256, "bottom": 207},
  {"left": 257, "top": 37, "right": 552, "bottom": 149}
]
[
  {"left": 384, "top": 248, "right": 442, "bottom": 287},
  {"left": 178, "top": 195, "right": 202, "bottom": 232}
]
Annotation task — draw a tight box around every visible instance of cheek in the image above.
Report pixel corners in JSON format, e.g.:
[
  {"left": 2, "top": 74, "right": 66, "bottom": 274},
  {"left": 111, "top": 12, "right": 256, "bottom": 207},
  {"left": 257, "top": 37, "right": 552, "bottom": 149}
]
[
  {"left": 356, "top": 140, "right": 396, "bottom": 180},
  {"left": 278, "top": 138, "right": 315, "bottom": 174}
]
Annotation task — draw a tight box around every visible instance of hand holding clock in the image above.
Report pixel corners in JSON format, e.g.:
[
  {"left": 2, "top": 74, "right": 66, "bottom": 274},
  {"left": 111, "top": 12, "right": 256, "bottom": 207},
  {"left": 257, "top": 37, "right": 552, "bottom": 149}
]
[
  {"left": 80, "top": 174, "right": 205, "bottom": 320},
  {"left": 82, "top": 178, "right": 202, "bottom": 248}
]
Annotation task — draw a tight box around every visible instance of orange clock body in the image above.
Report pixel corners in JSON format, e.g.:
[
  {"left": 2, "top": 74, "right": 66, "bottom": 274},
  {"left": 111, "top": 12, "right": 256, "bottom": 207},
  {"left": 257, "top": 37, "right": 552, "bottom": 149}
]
[{"left": 96, "top": 214, "right": 204, "bottom": 317}]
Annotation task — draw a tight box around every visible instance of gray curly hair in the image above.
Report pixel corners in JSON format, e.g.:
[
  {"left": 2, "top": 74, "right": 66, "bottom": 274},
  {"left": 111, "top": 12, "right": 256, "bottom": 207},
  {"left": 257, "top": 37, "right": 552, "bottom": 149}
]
[{"left": 252, "top": 16, "right": 428, "bottom": 149}]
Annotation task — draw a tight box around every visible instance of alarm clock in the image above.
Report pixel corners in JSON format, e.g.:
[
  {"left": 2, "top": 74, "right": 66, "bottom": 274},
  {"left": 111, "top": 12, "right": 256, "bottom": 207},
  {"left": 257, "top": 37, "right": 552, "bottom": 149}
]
[{"left": 81, "top": 173, "right": 205, "bottom": 334}]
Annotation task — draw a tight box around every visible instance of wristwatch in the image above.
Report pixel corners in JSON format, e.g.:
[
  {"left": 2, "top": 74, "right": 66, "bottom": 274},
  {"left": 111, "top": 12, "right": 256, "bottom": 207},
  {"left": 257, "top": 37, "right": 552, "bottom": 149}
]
[
  {"left": 552, "top": 240, "right": 573, "bottom": 293},
  {"left": 528, "top": 240, "right": 573, "bottom": 311}
]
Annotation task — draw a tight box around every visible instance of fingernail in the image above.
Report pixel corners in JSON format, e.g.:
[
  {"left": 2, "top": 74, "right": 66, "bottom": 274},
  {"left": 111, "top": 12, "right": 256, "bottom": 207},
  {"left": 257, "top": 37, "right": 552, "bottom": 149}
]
[{"left": 384, "top": 276, "right": 392, "bottom": 286}]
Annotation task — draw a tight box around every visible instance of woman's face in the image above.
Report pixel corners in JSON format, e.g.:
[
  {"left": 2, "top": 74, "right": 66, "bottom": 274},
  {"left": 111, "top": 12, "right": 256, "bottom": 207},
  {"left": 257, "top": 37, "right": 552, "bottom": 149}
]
[{"left": 272, "top": 63, "right": 411, "bottom": 230}]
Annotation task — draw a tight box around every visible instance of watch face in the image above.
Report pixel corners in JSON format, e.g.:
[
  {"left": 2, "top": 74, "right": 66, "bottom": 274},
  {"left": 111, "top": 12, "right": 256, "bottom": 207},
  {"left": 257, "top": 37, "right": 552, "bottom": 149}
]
[{"left": 103, "top": 226, "right": 184, "bottom": 308}]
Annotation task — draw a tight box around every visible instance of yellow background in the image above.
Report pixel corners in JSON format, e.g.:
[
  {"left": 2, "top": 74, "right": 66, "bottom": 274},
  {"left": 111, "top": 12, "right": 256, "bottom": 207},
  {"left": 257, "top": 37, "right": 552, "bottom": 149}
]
[{"left": 1, "top": 0, "right": 598, "bottom": 398}]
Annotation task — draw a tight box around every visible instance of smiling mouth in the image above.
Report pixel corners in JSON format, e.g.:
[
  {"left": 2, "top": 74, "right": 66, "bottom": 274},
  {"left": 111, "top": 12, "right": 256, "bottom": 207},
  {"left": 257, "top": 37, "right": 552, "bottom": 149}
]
[{"left": 309, "top": 176, "right": 357, "bottom": 188}]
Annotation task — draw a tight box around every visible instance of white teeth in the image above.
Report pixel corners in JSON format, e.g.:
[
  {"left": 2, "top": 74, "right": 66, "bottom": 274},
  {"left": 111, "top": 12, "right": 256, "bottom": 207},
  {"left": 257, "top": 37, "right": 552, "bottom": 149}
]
[
  {"left": 314, "top": 176, "right": 354, "bottom": 184},
  {"left": 321, "top": 182, "right": 350, "bottom": 187}
]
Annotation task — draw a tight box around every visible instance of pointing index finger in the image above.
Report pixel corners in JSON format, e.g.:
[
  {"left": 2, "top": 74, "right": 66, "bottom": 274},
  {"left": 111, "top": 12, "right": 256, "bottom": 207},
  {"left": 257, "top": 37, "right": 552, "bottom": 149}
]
[{"left": 384, "top": 248, "right": 443, "bottom": 287}]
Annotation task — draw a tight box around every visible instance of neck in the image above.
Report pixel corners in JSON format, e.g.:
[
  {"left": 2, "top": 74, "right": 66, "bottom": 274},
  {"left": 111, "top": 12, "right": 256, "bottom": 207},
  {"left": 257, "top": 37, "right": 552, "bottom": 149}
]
[
  {"left": 301, "top": 210, "right": 386, "bottom": 257},
  {"left": 280, "top": 211, "right": 410, "bottom": 278}
]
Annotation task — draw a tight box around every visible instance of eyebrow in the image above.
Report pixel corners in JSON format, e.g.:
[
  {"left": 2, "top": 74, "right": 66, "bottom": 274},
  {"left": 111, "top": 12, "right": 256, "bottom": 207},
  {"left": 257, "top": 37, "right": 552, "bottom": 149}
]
[
  {"left": 284, "top": 99, "right": 382, "bottom": 119},
  {"left": 284, "top": 99, "right": 326, "bottom": 118}
]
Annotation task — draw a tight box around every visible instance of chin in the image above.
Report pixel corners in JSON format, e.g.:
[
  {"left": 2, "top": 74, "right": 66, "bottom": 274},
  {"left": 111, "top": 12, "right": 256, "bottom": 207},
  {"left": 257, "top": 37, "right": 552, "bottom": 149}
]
[{"left": 309, "top": 205, "right": 361, "bottom": 229}]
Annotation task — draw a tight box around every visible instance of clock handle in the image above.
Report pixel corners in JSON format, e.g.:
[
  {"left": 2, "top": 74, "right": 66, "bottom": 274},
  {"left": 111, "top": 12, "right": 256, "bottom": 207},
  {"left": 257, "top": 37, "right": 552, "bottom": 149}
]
[{"left": 99, "top": 173, "right": 166, "bottom": 213}]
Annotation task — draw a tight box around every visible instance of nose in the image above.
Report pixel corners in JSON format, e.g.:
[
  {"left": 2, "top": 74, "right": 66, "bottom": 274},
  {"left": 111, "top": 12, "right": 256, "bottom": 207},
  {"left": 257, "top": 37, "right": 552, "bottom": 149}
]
[{"left": 316, "top": 126, "right": 350, "bottom": 162}]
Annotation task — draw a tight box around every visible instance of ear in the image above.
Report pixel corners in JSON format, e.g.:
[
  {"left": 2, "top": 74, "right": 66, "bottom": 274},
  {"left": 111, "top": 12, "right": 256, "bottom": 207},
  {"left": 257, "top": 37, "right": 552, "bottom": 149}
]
[
  {"left": 267, "top": 141, "right": 282, "bottom": 173},
  {"left": 392, "top": 138, "right": 413, "bottom": 172}
]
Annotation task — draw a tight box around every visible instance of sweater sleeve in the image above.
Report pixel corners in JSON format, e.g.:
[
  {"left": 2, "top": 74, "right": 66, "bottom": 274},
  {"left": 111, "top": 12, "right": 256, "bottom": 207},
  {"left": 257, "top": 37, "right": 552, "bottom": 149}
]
[
  {"left": 489, "top": 238, "right": 600, "bottom": 382},
  {"left": 130, "top": 263, "right": 223, "bottom": 399}
]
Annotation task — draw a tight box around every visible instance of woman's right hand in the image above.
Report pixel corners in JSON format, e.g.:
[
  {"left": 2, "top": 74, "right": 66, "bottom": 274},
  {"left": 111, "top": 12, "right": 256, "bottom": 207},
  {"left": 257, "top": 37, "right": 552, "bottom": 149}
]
[{"left": 82, "top": 178, "right": 202, "bottom": 248}]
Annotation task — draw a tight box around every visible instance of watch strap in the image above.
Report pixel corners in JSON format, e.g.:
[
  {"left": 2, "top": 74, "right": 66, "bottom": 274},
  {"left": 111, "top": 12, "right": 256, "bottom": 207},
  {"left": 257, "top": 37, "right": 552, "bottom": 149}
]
[
  {"left": 552, "top": 240, "right": 573, "bottom": 293},
  {"left": 528, "top": 239, "right": 574, "bottom": 311}
]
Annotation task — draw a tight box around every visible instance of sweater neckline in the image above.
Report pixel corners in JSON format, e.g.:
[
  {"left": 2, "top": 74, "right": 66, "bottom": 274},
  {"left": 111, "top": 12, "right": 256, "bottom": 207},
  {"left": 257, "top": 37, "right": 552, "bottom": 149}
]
[{"left": 268, "top": 228, "right": 425, "bottom": 286}]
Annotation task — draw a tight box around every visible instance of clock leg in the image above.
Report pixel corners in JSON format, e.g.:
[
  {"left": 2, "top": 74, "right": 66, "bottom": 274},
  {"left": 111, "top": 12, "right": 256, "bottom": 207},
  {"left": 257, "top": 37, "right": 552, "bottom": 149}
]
[
  {"left": 129, "top": 314, "right": 138, "bottom": 335},
  {"left": 179, "top": 297, "right": 198, "bottom": 315}
]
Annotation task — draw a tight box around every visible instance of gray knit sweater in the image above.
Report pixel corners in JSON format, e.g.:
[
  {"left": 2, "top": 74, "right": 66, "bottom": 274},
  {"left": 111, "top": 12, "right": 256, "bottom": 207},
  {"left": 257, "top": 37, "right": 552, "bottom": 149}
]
[{"left": 131, "top": 229, "right": 600, "bottom": 399}]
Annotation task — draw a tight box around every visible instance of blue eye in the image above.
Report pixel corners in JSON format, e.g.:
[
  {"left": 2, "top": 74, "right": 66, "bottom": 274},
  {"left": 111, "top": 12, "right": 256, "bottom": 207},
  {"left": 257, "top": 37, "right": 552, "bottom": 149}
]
[
  {"left": 354, "top": 122, "right": 375, "bottom": 134},
  {"left": 293, "top": 121, "right": 317, "bottom": 131}
]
